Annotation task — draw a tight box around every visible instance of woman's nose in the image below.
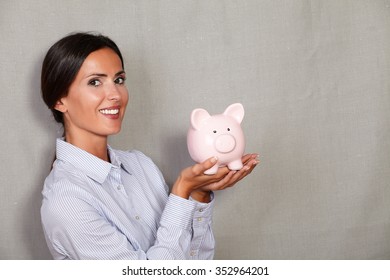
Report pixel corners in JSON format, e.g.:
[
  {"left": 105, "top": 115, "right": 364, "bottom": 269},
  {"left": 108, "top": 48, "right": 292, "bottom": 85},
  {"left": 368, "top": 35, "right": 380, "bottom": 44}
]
[{"left": 107, "top": 84, "right": 121, "bottom": 101}]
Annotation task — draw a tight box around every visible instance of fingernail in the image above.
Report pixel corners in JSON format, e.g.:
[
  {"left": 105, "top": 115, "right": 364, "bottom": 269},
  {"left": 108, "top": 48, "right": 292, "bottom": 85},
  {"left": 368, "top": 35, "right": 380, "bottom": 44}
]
[{"left": 211, "top": 156, "right": 218, "bottom": 163}]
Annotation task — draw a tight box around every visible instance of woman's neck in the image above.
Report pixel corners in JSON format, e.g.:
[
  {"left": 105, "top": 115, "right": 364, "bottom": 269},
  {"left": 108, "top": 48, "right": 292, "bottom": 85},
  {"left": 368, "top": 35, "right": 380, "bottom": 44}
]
[{"left": 64, "top": 131, "right": 109, "bottom": 162}]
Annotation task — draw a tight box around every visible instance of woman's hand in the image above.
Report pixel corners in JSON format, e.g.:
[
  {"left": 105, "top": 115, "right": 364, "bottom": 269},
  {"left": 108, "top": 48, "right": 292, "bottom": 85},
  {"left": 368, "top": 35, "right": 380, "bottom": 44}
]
[{"left": 171, "top": 153, "right": 259, "bottom": 203}]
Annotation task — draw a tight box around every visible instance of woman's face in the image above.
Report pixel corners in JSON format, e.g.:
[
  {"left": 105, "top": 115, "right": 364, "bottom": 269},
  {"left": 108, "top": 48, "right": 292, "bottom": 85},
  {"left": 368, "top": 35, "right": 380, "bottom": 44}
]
[{"left": 56, "top": 48, "right": 128, "bottom": 140}]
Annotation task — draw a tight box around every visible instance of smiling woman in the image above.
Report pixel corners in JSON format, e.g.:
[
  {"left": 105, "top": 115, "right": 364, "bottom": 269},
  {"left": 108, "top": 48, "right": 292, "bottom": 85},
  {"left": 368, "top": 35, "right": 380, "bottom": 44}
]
[
  {"left": 39, "top": 32, "right": 259, "bottom": 260},
  {"left": 52, "top": 48, "right": 128, "bottom": 160}
]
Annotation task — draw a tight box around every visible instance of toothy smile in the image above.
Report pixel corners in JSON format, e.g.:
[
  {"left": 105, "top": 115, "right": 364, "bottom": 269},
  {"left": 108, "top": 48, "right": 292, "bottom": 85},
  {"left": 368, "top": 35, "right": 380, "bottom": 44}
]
[{"left": 99, "top": 109, "right": 119, "bottom": 115}]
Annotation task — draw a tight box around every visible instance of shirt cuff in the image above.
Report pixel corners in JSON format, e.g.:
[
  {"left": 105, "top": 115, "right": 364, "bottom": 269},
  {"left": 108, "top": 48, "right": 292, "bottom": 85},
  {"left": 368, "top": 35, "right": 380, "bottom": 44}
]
[
  {"left": 190, "top": 192, "right": 215, "bottom": 228},
  {"left": 160, "top": 193, "right": 215, "bottom": 231},
  {"left": 160, "top": 194, "right": 197, "bottom": 230}
]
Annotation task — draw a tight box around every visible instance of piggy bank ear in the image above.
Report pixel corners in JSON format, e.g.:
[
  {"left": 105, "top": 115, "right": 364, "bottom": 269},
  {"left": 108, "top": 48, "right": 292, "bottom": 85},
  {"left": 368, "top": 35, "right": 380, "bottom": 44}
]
[
  {"left": 223, "top": 103, "right": 245, "bottom": 124},
  {"left": 191, "top": 108, "right": 211, "bottom": 131}
]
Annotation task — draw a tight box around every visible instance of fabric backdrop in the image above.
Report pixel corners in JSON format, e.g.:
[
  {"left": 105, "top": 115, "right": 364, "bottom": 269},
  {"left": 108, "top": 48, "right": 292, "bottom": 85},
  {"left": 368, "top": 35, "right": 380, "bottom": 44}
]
[{"left": 0, "top": 0, "right": 389, "bottom": 259}]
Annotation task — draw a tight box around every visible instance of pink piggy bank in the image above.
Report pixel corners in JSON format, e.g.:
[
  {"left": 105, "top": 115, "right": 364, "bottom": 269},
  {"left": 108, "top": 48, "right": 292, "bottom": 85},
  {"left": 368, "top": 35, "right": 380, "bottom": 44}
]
[{"left": 187, "top": 103, "right": 245, "bottom": 174}]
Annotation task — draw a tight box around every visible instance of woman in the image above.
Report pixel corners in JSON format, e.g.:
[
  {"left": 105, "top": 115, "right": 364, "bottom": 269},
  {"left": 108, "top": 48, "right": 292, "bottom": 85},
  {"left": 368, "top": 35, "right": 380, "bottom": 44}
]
[{"left": 40, "top": 32, "right": 259, "bottom": 259}]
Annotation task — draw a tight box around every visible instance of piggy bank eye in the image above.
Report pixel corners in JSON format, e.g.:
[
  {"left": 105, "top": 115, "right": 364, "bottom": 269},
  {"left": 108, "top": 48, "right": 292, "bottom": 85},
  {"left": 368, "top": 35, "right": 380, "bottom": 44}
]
[
  {"left": 227, "top": 128, "right": 231, "bottom": 131},
  {"left": 213, "top": 130, "right": 217, "bottom": 133}
]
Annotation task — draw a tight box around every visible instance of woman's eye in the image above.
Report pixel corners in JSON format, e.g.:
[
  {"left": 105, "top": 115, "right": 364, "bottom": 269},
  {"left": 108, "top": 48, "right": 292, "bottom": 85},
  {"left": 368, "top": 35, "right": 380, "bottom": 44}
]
[
  {"left": 88, "top": 79, "right": 102, "bottom": 87},
  {"left": 115, "top": 76, "right": 126, "bottom": 85}
]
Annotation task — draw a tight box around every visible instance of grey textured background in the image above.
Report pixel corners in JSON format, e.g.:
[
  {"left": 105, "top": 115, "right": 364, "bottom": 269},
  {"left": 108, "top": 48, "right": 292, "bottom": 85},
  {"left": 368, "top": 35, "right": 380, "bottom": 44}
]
[{"left": 0, "top": 0, "right": 389, "bottom": 259}]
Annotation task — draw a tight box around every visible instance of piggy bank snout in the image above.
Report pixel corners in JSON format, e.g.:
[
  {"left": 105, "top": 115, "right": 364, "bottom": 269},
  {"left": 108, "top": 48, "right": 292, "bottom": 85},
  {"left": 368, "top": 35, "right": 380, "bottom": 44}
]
[{"left": 215, "top": 134, "right": 236, "bottom": 153}]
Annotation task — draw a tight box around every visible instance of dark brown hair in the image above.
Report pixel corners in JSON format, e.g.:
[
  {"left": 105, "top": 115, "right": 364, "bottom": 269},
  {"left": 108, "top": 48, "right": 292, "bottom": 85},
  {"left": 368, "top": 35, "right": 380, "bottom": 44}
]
[{"left": 41, "top": 32, "right": 124, "bottom": 126}]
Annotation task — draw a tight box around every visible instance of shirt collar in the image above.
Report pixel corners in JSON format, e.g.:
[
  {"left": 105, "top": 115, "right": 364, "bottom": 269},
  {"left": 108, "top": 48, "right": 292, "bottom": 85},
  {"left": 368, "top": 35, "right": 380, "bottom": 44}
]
[
  {"left": 56, "top": 138, "right": 122, "bottom": 184},
  {"left": 107, "top": 145, "right": 132, "bottom": 174}
]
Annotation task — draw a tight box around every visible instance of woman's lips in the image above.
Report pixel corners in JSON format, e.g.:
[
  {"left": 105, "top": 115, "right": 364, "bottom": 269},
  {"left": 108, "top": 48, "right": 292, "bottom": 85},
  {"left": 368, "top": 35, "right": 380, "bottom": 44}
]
[
  {"left": 99, "top": 108, "right": 119, "bottom": 115},
  {"left": 99, "top": 107, "right": 120, "bottom": 119}
]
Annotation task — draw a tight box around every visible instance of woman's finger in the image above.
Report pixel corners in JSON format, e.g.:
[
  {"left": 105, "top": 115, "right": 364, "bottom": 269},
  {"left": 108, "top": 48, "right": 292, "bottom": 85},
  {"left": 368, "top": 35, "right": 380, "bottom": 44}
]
[
  {"left": 205, "top": 156, "right": 260, "bottom": 191},
  {"left": 191, "top": 156, "right": 218, "bottom": 176},
  {"left": 242, "top": 153, "right": 259, "bottom": 165},
  {"left": 204, "top": 170, "right": 237, "bottom": 191}
]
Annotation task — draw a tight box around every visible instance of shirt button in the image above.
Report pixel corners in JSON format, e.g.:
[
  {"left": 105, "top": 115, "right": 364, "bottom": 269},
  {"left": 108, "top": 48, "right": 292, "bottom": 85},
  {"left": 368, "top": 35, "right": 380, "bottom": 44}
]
[
  {"left": 135, "top": 216, "right": 140, "bottom": 220},
  {"left": 117, "top": 185, "right": 122, "bottom": 190},
  {"left": 197, "top": 217, "right": 202, "bottom": 222},
  {"left": 190, "top": 251, "right": 196, "bottom": 256},
  {"left": 199, "top": 208, "right": 204, "bottom": 212}
]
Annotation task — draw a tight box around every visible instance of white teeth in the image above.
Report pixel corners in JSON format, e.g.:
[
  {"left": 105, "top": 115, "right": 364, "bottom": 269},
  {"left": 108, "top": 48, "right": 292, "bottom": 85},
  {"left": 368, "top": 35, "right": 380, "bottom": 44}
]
[{"left": 100, "top": 109, "right": 119, "bottom": 115}]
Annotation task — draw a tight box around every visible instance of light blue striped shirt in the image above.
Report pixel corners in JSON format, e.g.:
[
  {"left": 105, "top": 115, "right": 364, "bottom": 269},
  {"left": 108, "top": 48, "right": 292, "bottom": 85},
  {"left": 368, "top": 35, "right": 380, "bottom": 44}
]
[{"left": 41, "top": 139, "right": 215, "bottom": 260}]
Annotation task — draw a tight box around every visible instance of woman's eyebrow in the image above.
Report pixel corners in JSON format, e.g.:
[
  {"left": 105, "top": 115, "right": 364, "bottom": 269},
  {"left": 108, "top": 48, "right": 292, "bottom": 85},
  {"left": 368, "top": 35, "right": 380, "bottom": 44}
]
[
  {"left": 85, "top": 73, "right": 107, "bottom": 78},
  {"left": 84, "top": 70, "right": 125, "bottom": 79},
  {"left": 115, "top": 70, "right": 126, "bottom": 76}
]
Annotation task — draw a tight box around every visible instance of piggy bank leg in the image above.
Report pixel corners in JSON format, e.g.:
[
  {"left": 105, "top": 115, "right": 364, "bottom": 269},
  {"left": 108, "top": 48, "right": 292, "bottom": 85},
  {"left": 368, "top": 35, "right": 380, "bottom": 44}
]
[
  {"left": 204, "top": 164, "right": 219, "bottom": 175},
  {"left": 228, "top": 160, "right": 243, "bottom": 171}
]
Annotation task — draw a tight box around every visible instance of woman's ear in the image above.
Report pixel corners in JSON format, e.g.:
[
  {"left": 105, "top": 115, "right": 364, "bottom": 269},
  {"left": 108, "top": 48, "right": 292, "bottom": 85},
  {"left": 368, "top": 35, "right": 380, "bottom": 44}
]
[{"left": 54, "top": 99, "right": 67, "bottom": 113}]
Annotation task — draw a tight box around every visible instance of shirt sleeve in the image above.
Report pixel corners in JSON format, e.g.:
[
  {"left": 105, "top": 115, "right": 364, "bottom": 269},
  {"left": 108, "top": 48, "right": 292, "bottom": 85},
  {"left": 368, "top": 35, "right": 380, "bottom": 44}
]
[
  {"left": 129, "top": 150, "right": 216, "bottom": 259},
  {"left": 149, "top": 193, "right": 215, "bottom": 260},
  {"left": 189, "top": 194, "right": 215, "bottom": 260}
]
